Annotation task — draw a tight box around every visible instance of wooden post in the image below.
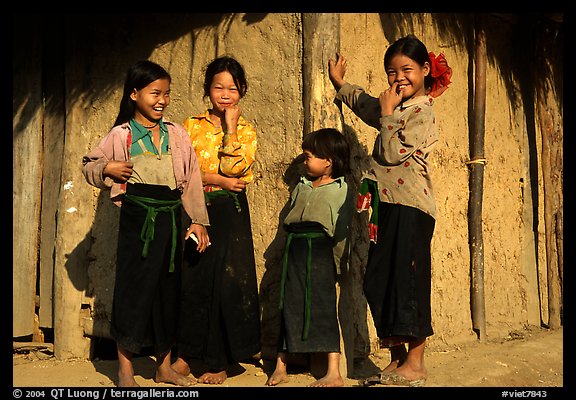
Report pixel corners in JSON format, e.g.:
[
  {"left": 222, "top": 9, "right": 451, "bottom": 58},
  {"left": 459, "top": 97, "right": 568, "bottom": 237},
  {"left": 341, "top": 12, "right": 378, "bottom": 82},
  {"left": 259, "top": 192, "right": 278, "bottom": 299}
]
[
  {"left": 52, "top": 25, "right": 94, "bottom": 360},
  {"left": 469, "top": 15, "right": 487, "bottom": 342},
  {"left": 12, "top": 22, "right": 43, "bottom": 339},
  {"left": 302, "top": 13, "right": 343, "bottom": 135},
  {"left": 536, "top": 95, "right": 563, "bottom": 329},
  {"left": 302, "top": 13, "right": 352, "bottom": 379},
  {"left": 39, "top": 24, "right": 66, "bottom": 331}
]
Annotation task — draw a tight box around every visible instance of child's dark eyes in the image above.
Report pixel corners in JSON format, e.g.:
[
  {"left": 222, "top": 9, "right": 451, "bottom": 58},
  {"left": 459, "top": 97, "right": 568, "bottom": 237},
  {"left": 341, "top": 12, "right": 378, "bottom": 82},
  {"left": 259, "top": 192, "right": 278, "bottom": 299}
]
[
  {"left": 213, "top": 86, "right": 237, "bottom": 91},
  {"left": 150, "top": 91, "right": 169, "bottom": 97}
]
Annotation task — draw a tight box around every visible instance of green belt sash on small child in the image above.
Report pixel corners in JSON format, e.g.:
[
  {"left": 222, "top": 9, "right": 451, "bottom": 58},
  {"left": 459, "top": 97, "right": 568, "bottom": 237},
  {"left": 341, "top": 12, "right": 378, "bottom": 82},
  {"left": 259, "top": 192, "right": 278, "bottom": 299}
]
[
  {"left": 124, "top": 193, "right": 182, "bottom": 273},
  {"left": 279, "top": 231, "right": 326, "bottom": 340},
  {"left": 204, "top": 189, "right": 242, "bottom": 212}
]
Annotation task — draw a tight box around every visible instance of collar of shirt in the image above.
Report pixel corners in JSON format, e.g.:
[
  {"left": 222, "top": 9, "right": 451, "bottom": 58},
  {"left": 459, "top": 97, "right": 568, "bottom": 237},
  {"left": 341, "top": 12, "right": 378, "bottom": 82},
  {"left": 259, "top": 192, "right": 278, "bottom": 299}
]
[
  {"left": 129, "top": 118, "right": 168, "bottom": 143},
  {"left": 301, "top": 175, "right": 345, "bottom": 188},
  {"left": 399, "top": 95, "right": 434, "bottom": 111},
  {"left": 195, "top": 110, "right": 249, "bottom": 128}
]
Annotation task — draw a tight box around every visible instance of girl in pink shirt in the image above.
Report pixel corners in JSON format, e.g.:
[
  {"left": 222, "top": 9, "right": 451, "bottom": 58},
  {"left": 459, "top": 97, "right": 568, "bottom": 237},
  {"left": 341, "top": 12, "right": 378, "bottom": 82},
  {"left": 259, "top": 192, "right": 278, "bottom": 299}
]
[{"left": 82, "top": 60, "right": 209, "bottom": 387}]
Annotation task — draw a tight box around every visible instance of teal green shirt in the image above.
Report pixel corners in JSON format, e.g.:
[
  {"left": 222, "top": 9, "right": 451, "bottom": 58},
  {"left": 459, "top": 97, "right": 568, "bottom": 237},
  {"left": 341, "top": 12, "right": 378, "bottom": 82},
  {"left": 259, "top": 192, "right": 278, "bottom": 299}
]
[
  {"left": 129, "top": 119, "right": 169, "bottom": 156},
  {"left": 284, "top": 175, "right": 352, "bottom": 274}
]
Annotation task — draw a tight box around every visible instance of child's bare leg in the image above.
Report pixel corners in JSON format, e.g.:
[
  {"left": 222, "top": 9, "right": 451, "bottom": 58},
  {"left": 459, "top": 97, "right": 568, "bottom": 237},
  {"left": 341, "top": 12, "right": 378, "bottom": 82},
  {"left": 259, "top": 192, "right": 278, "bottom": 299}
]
[
  {"left": 383, "top": 344, "right": 408, "bottom": 372},
  {"left": 391, "top": 337, "right": 427, "bottom": 381},
  {"left": 171, "top": 356, "right": 191, "bottom": 376},
  {"left": 117, "top": 345, "right": 139, "bottom": 387},
  {"left": 309, "top": 352, "right": 344, "bottom": 387},
  {"left": 265, "top": 351, "right": 289, "bottom": 386},
  {"left": 155, "top": 350, "right": 196, "bottom": 386}
]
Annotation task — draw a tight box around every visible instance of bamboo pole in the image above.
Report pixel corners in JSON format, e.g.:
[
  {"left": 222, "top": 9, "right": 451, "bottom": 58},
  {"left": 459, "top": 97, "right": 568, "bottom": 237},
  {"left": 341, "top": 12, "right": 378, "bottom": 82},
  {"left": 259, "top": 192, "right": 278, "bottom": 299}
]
[{"left": 469, "top": 15, "right": 487, "bottom": 342}]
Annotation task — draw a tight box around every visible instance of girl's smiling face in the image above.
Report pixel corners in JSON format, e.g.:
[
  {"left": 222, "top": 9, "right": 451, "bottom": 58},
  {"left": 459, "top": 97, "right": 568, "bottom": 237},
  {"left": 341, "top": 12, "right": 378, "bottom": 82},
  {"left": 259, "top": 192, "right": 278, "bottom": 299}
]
[
  {"left": 209, "top": 71, "right": 241, "bottom": 115},
  {"left": 130, "top": 78, "right": 171, "bottom": 124},
  {"left": 385, "top": 53, "right": 430, "bottom": 100}
]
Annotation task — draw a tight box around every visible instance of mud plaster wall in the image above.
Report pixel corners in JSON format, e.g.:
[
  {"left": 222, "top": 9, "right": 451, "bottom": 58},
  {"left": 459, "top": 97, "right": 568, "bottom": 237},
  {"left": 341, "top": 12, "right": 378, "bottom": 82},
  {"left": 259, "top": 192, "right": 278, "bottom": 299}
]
[{"left": 46, "top": 13, "right": 550, "bottom": 358}]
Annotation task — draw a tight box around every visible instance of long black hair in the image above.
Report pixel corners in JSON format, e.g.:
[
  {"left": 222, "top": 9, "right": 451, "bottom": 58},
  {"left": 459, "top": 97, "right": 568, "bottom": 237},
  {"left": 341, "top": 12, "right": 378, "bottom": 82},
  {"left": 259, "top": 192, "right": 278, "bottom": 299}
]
[
  {"left": 113, "top": 60, "right": 171, "bottom": 127},
  {"left": 203, "top": 56, "right": 248, "bottom": 98},
  {"left": 384, "top": 35, "right": 433, "bottom": 91},
  {"left": 302, "top": 128, "right": 351, "bottom": 178}
]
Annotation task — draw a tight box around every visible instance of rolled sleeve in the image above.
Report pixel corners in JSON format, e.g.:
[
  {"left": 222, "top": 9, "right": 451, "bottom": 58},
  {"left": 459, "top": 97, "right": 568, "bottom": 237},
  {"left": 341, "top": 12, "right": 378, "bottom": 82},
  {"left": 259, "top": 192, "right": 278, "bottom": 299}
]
[
  {"left": 336, "top": 83, "right": 382, "bottom": 129},
  {"left": 219, "top": 123, "right": 257, "bottom": 181}
]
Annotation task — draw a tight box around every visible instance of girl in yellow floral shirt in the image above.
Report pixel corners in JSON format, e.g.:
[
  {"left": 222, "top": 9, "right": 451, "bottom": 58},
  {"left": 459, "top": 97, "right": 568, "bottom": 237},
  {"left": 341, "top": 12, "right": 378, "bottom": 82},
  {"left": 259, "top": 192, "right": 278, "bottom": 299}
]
[{"left": 173, "top": 56, "right": 261, "bottom": 385}]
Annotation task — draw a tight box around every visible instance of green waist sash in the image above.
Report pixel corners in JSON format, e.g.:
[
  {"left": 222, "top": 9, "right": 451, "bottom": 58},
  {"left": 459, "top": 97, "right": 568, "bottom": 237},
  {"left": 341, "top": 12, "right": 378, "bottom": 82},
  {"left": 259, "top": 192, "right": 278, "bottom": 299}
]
[
  {"left": 279, "top": 231, "right": 326, "bottom": 340},
  {"left": 124, "top": 193, "right": 182, "bottom": 272},
  {"left": 204, "top": 189, "right": 241, "bottom": 212}
]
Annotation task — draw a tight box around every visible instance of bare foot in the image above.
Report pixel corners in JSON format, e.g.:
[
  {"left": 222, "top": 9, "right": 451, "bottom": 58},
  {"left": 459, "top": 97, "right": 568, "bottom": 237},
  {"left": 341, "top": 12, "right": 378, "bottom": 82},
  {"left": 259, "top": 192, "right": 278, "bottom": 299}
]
[
  {"left": 265, "top": 370, "right": 289, "bottom": 386},
  {"left": 308, "top": 374, "right": 344, "bottom": 387},
  {"left": 198, "top": 369, "right": 227, "bottom": 384},
  {"left": 383, "top": 344, "right": 408, "bottom": 373},
  {"left": 154, "top": 367, "right": 196, "bottom": 386},
  {"left": 171, "top": 358, "right": 191, "bottom": 376},
  {"left": 390, "top": 364, "right": 427, "bottom": 382}
]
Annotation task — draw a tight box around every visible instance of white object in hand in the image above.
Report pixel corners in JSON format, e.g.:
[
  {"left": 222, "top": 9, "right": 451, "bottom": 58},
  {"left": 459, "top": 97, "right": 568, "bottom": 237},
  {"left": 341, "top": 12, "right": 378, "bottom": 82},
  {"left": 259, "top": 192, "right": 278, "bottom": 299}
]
[{"left": 188, "top": 233, "right": 211, "bottom": 246}]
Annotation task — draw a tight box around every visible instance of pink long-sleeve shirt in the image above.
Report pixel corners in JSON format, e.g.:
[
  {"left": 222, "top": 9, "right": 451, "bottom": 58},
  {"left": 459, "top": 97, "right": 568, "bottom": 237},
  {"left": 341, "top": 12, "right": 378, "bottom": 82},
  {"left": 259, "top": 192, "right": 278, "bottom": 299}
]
[{"left": 82, "top": 120, "right": 210, "bottom": 226}]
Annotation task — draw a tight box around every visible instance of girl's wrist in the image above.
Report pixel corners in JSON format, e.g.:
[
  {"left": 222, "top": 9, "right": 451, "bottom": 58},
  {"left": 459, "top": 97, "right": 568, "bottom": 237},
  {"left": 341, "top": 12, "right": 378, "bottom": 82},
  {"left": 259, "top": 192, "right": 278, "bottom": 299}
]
[{"left": 331, "top": 78, "right": 345, "bottom": 91}]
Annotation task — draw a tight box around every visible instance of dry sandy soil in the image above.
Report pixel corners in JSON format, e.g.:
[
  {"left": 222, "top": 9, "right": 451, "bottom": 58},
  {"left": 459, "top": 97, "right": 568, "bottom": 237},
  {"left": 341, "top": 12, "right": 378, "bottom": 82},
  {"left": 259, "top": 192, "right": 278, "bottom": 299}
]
[{"left": 12, "top": 326, "right": 569, "bottom": 399}]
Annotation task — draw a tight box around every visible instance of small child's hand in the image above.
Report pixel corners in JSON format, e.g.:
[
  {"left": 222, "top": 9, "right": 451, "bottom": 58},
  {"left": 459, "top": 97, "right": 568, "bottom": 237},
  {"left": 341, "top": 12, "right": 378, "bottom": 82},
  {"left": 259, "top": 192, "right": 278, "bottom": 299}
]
[
  {"left": 379, "top": 82, "right": 403, "bottom": 116},
  {"left": 103, "top": 160, "right": 134, "bottom": 183},
  {"left": 328, "top": 52, "right": 347, "bottom": 90}
]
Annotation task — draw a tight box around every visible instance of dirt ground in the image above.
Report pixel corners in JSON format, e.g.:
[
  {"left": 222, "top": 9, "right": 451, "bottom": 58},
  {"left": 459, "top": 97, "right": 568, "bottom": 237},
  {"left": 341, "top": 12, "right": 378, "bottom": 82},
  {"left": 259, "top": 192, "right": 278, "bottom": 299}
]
[{"left": 13, "top": 326, "right": 567, "bottom": 399}]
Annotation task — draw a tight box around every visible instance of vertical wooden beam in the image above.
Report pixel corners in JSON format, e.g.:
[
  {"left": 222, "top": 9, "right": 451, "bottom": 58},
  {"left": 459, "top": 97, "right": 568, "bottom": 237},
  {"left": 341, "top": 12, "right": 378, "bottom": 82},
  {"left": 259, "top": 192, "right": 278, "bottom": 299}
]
[
  {"left": 12, "top": 20, "right": 43, "bottom": 339},
  {"left": 536, "top": 96, "right": 563, "bottom": 329},
  {"left": 38, "top": 24, "right": 66, "bottom": 330},
  {"left": 302, "top": 13, "right": 343, "bottom": 135},
  {"left": 469, "top": 14, "right": 487, "bottom": 342},
  {"left": 52, "top": 23, "right": 92, "bottom": 360}
]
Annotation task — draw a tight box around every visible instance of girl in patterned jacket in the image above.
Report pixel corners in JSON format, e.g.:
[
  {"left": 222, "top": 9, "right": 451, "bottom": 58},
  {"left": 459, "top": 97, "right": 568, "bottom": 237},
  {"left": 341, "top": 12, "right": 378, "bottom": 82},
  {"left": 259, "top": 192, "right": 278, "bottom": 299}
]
[{"left": 328, "top": 35, "right": 451, "bottom": 387}]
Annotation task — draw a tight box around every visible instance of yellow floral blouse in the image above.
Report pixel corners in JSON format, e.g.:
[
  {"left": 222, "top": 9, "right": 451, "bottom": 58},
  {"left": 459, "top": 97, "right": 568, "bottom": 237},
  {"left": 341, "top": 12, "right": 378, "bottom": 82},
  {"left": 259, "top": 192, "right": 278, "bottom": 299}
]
[{"left": 182, "top": 110, "right": 257, "bottom": 186}]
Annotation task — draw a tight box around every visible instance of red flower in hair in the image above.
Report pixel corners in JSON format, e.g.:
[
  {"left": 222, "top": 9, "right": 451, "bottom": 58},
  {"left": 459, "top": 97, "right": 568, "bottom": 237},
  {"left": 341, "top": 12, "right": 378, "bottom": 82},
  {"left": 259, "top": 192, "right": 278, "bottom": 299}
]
[{"left": 428, "top": 52, "right": 452, "bottom": 98}]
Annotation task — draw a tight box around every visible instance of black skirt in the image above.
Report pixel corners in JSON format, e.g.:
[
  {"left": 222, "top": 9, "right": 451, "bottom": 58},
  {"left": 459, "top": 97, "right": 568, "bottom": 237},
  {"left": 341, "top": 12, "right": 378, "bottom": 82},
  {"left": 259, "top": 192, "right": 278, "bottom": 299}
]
[
  {"left": 111, "top": 183, "right": 183, "bottom": 355},
  {"left": 278, "top": 222, "right": 340, "bottom": 353},
  {"left": 363, "top": 202, "right": 435, "bottom": 340},
  {"left": 177, "top": 190, "right": 261, "bottom": 369}
]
